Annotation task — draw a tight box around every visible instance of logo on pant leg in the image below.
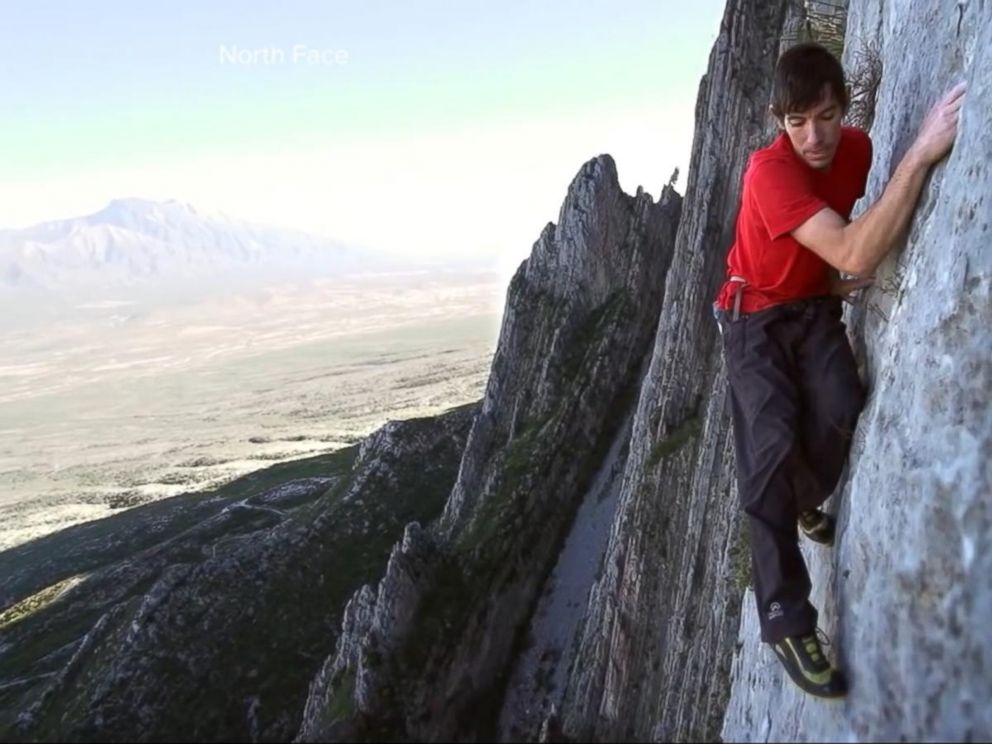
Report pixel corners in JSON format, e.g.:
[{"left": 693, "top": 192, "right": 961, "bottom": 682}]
[{"left": 768, "top": 601, "right": 784, "bottom": 621}]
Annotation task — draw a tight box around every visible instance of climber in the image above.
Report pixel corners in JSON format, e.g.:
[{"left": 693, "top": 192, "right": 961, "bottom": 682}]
[{"left": 712, "top": 41, "right": 966, "bottom": 698}]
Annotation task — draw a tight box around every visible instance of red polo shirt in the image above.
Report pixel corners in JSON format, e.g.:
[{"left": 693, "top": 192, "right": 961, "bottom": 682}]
[{"left": 714, "top": 125, "right": 872, "bottom": 313}]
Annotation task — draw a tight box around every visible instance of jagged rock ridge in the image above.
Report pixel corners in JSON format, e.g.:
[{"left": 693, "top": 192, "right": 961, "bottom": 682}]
[
  {"left": 552, "top": 1, "right": 808, "bottom": 740},
  {"left": 296, "top": 158, "right": 683, "bottom": 741}
]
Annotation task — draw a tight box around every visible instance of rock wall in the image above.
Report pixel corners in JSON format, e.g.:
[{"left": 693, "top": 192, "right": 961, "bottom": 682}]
[
  {"left": 296, "top": 159, "right": 683, "bottom": 742},
  {"left": 721, "top": 1, "right": 992, "bottom": 740},
  {"left": 554, "top": 1, "right": 806, "bottom": 740}
]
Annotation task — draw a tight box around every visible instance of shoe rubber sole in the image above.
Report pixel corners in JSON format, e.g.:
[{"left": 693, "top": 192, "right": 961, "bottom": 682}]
[{"left": 772, "top": 640, "right": 847, "bottom": 698}]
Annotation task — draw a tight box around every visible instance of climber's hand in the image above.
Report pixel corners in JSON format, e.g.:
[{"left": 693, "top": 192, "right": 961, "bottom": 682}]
[
  {"left": 829, "top": 274, "right": 875, "bottom": 304},
  {"left": 910, "top": 81, "right": 967, "bottom": 167}
]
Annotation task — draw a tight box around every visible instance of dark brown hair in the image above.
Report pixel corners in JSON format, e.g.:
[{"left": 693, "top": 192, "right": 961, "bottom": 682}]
[{"left": 769, "top": 42, "right": 849, "bottom": 120}]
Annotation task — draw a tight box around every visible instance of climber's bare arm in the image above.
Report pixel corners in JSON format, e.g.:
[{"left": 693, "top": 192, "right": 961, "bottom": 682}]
[{"left": 791, "top": 81, "right": 967, "bottom": 276}]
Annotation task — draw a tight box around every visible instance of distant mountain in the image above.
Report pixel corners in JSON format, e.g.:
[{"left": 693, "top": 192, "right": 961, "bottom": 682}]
[{"left": 0, "top": 198, "right": 453, "bottom": 293}]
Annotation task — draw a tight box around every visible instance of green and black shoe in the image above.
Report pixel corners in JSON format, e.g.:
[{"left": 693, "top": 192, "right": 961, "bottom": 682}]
[
  {"left": 772, "top": 629, "right": 847, "bottom": 698},
  {"left": 798, "top": 508, "right": 835, "bottom": 545}
]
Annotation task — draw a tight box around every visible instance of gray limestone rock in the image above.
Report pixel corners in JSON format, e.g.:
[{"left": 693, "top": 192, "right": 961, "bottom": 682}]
[
  {"left": 721, "top": 1, "right": 992, "bottom": 740},
  {"left": 553, "top": 1, "right": 803, "bottom": 741},
  {"left": 296, "top": 156, "right": 683, "bottom": 742}
]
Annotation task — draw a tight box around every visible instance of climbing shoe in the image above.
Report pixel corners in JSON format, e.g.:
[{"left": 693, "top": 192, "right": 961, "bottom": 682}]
[
  {"left": 798, "top": 508, "right": 835, "bottom": 546},
  {"left": 772, "top": 629, "right": 847, "bottom": 698}
]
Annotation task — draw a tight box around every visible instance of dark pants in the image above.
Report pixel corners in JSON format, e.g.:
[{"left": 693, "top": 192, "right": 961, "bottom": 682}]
[{"left": 714, "top": 294, "right": 866, "bottom": 642}]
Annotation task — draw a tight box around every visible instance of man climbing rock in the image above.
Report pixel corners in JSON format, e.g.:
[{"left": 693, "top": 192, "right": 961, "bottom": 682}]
[{"left": 712, "top": 41, "right": 966, "bottom": 697}]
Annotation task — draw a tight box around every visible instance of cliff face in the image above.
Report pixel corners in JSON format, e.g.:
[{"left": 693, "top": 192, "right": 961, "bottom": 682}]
[
  {"left": 296, "top": 157, "right": 683, "bottom": 742},
  {"left": 554, "top": 0, "right": 801, "bottom": 739},
  {"left": 721, "top": 1, "right": 992, "bottom": 740},
  {"left": 296, "top": 1, "right": 821, "bottom": 739}
]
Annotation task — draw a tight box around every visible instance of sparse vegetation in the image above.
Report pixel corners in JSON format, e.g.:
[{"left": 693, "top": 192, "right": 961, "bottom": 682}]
[
  {"left": 845, "top": 38, "right": 883, "bottom": 130},
  {"left": 647, "top": 414, "right": 702, "bottom": 469},
  {"left": 452, "top": 288, "right": 635, "bottom": 559},
  {"left": 559, "top": 289, "right": 632, "bottom": 384},
  {"left": 0, "top": 574, "right": 88, "bottom": 631},
  {"left": 105, "top": 490, "right": 151, "bottom": 509},
  {"left": 729, "top": 515, "right": 752, "bottom": 593},
  {"left": 329, "top": 667, "right": 357, "bottom": 721}
]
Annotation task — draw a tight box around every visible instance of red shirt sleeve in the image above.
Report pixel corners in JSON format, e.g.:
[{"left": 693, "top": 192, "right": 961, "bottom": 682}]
[{"left": 748, "top": 157, "right": 829, "bottom": 240}]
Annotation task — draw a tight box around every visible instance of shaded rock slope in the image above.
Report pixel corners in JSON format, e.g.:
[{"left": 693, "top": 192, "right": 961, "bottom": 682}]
[{"left": 0, "top": 403, "right": 476, "bottom": 741}]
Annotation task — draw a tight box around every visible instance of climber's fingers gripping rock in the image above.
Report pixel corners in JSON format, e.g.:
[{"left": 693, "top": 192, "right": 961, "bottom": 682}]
[
  {"left": 910, "top": 81, "right": 967, "bottom": 167},
  {"left": 829, "top": 274, "right": 876, "bottom": 304}
]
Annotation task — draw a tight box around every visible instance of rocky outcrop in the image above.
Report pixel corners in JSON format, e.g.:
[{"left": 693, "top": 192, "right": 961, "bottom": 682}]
[
  {"left": 0, "top": 403, "right": 475, "bottom": 742},
  {"left": 721, "top": 1, "right": 992, "bottom": 740},
  {"left": 548, "top": 1, "right": 808, "bottom": 740},
  {"left": 296, "top": 158, "right": 682, "bottom": 741}
]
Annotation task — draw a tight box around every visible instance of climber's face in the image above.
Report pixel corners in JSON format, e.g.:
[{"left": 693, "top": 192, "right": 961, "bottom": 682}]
[{"left": 774, "top": 85, "right": 844, "bottom": 171}]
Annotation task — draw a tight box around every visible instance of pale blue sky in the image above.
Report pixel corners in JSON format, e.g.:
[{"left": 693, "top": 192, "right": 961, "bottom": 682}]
[{"left": 0, "top": 0, "right": 727, "bottom": 273}]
